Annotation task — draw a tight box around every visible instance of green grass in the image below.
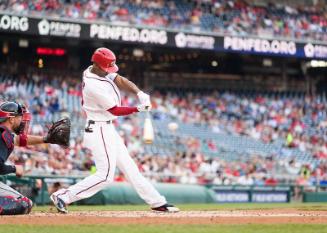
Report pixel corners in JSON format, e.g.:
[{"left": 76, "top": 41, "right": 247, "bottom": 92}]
[
  {"left": 34, "top": 202, "right": 327, "bottom": 212},
  {"left": 0, "top": 224, "right": 327, "bottom": 233},
  {"left": 3, "top": 203, "right": 326, "bottom": 233}
]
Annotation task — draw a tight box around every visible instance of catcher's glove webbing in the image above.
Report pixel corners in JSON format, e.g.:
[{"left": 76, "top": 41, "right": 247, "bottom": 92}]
[{"left": 44, "top": 117, "right": 71, "bottom": 147}]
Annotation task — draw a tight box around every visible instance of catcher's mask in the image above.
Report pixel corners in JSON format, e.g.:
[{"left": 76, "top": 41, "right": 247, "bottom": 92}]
[{"left": 0, "top": 102, "right": 31, "bottom": 135}]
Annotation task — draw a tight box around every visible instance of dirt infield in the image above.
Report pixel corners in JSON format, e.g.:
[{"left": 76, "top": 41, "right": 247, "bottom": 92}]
[{"left": 1, "top": 209, "right": 327, "bottom": 225}]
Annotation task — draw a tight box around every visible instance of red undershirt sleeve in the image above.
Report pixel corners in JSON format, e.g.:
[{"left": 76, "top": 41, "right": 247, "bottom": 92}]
[{"left": 107, "top": 106, "right": 138, "bottom": 116}]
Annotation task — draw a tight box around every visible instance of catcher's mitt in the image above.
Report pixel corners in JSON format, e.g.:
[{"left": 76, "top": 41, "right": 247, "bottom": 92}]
[{"left": 44, "top": 117, "right": 71, "bottom": 147}]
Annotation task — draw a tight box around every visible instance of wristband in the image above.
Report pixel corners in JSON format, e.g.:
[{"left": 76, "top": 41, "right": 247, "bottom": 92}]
[{"left": 19, "top": 134, "right": 28, "bottom": 147}]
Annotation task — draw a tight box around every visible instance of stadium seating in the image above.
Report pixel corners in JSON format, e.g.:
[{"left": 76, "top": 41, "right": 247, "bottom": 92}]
[
  {"left": 0, "top": 0, "right": 326, "bottom": 41},
  {"left": 0, "top": 72, "right": 326, "bottom": 185}
]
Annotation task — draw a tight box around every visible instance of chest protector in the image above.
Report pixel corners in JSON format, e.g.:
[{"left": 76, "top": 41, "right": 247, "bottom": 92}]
[{"left": 0, "top": 126, "right": 14, "bottom": 158}]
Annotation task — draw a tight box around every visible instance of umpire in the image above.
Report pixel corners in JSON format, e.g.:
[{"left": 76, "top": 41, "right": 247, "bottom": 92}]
[{"left": 0, "top": 101, "right": 70, "bottom": 215}]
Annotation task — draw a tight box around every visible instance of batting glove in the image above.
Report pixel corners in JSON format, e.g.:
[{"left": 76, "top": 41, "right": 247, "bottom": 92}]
[
  {"left": 137, "top": 104, "right": 151, "bottom": 112},
  {"left": 137, "top": 91, "right": 152, "bottom": 108}
]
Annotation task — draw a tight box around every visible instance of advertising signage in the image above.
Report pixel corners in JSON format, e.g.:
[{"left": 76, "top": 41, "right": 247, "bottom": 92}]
[
  {"left": 213, "top": 190, "right": 289, "bottom": 203},
  {"left": 0, "top": 13, "right": 88, "bottom": 38},
  {"left": 90, "top": 24, "right": 168, "bottom": 45},
  {"left": 0, "top": 14, "right": 29, "bottom": 32},
  {"left": 1, "top": 13, "right": 326, "bottom": 59},
  {"left": 211, "top": 186, "right": 290, "bottom": 203},
  {"left": 223, "top": 36, "right": 297, "bottom": 56},
  {"left": 222, "top": 36, "right": 327, "bottom": 59}
]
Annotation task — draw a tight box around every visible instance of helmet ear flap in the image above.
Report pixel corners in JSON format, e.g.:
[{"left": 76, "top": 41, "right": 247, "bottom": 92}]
[{"left": 16, "top": 103, "right": 23, "bottom": 116}]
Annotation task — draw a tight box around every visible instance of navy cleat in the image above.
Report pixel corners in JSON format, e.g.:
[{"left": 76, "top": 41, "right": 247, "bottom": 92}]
[
  {"left": 151, "top": 204, "right": 179, "bottom": 213},
  {"left": 50, "top": 194, "right": 68, "bottom": 214}
]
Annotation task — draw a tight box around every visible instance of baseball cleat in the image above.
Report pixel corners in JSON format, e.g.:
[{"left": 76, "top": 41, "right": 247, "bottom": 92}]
[
  {"left": 50, "top": 194, "right": 68, "bottom": 214},
  {"left": 151, "top": 204, "right": 180, "bottom": 213}
]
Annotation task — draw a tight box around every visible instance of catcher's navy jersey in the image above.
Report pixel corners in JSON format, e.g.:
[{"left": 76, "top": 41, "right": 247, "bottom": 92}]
[{"left": 0, "top": 126, "right": 15, "bottom": 175}]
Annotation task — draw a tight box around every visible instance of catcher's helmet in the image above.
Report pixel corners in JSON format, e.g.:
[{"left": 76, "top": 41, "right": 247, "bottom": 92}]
[
  {"left": 0, "top": 102, "right": 23, "bottom": 123},
  {"left": 91, "top": 48, "right": 119, "bottom": 73}
]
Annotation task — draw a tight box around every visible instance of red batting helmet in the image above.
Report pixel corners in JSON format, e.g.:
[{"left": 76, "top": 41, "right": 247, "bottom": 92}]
[{"left": 91, "top": 48, "right": 119, "bottom": 73}]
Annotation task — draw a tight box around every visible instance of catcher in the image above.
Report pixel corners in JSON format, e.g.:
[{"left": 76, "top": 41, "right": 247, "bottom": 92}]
[{"left": 0, "top": 101, "right": 70, "bottom": 215}]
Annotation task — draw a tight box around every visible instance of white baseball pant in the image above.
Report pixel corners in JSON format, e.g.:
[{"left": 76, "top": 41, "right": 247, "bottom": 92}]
[{"left": 53, "top": 121, "right": 166, "bottom": 208}]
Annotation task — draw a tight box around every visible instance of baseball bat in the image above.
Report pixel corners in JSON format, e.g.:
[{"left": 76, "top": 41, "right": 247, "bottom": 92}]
[{"left": 143, "top": 111, "right": 154, "bottom": 144}]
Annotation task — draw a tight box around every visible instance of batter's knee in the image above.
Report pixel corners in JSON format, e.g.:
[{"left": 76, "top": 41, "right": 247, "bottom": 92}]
[
  {"left": 0, "top": 196, "right": 33, "bottom": 215},
  {"left": 94, "top": 172, "right": 114, "bottom": 185},
  {"left": 98, "top": 178, "right": 113, "bottom": 188}
]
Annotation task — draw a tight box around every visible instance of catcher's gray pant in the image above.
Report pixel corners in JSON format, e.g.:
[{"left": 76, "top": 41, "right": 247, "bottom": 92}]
[
  {"left": 0, "top": 181, "right": 23, "bottom": 198},
  {"left": 0, "top": 181, "right": 33, "bottom": 215}
]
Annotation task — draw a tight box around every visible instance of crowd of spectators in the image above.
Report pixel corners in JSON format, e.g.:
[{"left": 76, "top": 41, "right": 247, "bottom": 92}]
[
  {"left": 152, "top": 91, "right": 327, "bottom": 160},
  {"left": 0, "top": 0, "right": 326, "bottom": 41},
  {"left": 0, "top": 72, "right": 326, "bottom": 187},
  {"left": 0, "top": 71, "right": 82, "bottom": 116}
]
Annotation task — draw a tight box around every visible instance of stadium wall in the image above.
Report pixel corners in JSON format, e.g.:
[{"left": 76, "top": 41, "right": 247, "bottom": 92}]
[
  {"left": 77, "top": 183, "right": 216, "bottom": 205},
  {"left": 303, "top": 192, "right": 327, "bottom": 202},
  {"left": 32, "top": 182, "right": 216, "bottom": 205},
  {"left": 5, "top": 176, "right": 322, "bottom": 205}
]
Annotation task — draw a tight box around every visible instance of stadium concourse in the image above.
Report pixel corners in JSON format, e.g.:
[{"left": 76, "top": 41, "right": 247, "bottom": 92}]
[
  {"left": 0, "top": 72, "right": 326, "bottom": 189},
  {"left": 0, "top": 0, "right": 326, "bottom": 41}
]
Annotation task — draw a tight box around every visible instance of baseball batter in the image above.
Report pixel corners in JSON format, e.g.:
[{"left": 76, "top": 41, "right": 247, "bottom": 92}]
[{"left": 51, "top": 48, "right": 179, "bottom": 213}]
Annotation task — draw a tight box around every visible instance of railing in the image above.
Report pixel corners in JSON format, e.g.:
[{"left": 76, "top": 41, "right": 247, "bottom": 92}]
[{"left": 1, "top": 175, "right": 327, "bottom": 205}]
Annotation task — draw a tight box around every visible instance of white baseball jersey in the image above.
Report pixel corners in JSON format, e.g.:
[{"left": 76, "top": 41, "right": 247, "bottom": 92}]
[{"left": 82, "top": 66, "right": 121, "bottom": 121}]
